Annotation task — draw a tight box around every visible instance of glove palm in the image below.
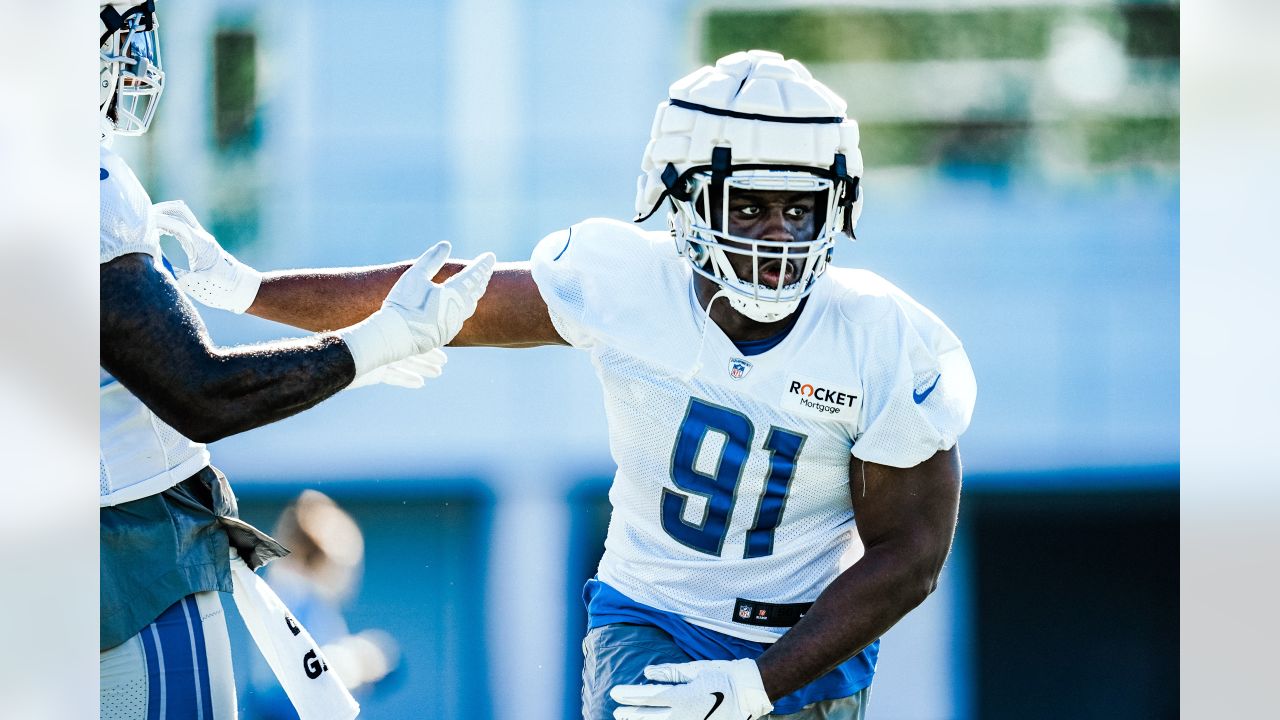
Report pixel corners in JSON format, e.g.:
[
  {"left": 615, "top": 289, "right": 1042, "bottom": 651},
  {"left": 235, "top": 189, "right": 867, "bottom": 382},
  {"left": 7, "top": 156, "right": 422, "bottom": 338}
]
[{"left": 152, "top": 200, "right": 262, "bottom": 313}]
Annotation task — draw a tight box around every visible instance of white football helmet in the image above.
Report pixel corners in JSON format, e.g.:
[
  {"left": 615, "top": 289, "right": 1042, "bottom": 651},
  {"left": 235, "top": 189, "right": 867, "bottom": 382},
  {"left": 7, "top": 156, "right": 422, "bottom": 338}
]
[
  {"left": 100, "top": 0, "right": 164, "bottom": 139},
  {"left": 635, "top": 50, "right": 864, "bottom": 323}
]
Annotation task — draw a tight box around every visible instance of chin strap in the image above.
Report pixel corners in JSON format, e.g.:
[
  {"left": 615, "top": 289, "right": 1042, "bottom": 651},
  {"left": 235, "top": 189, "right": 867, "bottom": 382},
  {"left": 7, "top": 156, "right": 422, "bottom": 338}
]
[{"left": 683, "top": 287, "right": 731, "bottom": 382}]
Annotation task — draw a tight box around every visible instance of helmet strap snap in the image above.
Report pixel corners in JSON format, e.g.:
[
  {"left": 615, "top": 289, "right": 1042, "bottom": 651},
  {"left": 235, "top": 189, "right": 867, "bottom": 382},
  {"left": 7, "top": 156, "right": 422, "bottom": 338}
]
[
  {"left": 662, "top": 163, "right": 690, "bottom": 201},
  {"left": 100, "top": 7, "right": 125, "bottom": 45}
]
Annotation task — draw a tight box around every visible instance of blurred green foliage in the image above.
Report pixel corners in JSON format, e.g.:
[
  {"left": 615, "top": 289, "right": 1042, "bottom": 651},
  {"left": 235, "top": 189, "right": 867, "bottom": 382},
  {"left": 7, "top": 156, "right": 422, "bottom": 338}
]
[
  {"left": 860, "top": 121, "right": 1029, "bottom": 168},
  {"left": 862, "top": 117, "right": 1179, "bottom": 168},
  {"left": 212, "top": 29, "right": 257, "bottom": 150},
  {"left": 210, "top": 27, "right": 261, "bottom": 251},
  {"left": 1121, "top": 5, "right": 1179, "bottom": 57},
  {"left": 1081, "top": 116, "right": 1179, "bottom": 164},
  {"left": 701, "top": 4, "right": 1177, "bottom": 63},
  {"left": 701, "top": 3, "right": 1179, "bottom": 170}
]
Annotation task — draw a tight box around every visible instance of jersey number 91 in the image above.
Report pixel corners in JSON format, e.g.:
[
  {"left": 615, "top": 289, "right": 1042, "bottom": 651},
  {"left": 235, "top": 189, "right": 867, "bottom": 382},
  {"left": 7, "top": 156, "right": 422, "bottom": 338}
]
[{"left": 661, "top": 398, "right": 806, "bottom": 559}]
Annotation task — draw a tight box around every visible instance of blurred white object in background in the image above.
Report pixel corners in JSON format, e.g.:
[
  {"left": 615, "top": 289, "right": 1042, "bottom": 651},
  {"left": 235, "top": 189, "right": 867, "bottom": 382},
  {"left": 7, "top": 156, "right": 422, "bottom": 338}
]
[{"left": 1047, "top": 17, "right": 1129, "bottom": 106}]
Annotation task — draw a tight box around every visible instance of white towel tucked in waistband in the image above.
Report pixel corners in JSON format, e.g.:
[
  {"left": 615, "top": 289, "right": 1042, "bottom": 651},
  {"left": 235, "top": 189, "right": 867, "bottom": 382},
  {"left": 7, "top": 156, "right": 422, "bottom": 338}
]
[{"left": 230, "top": 552, "right": 360, "bottom": 720}]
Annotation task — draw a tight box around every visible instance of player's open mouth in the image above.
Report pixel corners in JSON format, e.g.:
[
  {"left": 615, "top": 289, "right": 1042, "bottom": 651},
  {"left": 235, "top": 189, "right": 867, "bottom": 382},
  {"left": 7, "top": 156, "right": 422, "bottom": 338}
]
[{"left": 758, "top": 261, "right": 799, "bottom": 288}]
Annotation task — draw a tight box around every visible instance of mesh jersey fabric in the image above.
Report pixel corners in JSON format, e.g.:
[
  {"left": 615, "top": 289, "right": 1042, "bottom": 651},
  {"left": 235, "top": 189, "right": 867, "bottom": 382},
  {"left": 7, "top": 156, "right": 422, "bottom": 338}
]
[
  {"left": 529, "top": 218, "right": 976, "bottom": 642},
  {"left": 100, "top": 145, "right": 209, "bottom": 506}
]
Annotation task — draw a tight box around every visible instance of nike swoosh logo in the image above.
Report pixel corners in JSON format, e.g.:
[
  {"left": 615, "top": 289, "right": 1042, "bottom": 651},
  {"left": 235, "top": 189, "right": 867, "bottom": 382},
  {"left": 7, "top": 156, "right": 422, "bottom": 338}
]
[
  {"left": 552, "top": 227, "right": 574, "bottom": 261},
  {"left": 913, "top": 374, "right": 941, "bottom": 404},
  {"left": 703, "top": 691, "right": 725, "bottom": 720}
]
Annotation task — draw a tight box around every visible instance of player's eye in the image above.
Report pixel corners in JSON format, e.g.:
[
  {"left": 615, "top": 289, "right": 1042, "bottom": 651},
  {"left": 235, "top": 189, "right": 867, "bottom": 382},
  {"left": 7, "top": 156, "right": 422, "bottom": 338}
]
[
  {"left": 734, "top": 205, "right": 761, "bottom": 217},
  {"left": 785, "top": 206, "right": 811, "bottom": 219}
]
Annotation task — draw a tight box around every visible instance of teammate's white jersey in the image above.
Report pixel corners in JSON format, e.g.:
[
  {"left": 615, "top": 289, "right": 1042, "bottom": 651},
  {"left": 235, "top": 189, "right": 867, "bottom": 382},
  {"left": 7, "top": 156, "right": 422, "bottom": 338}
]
[
  {"left": 531, "top": 218, "right": 976, "bottom": 642},
  {"left": 99, "top": 145, "right": 209, "bottom": 507}
]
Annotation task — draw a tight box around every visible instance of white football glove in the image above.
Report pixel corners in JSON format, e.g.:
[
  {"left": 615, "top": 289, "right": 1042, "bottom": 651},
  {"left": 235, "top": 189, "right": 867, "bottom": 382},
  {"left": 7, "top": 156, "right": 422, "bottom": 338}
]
[
  {"left": 345, "top": 348, "right": 447, "bottom": 390},
  {"left": 610, "top": 659, "right": 774, "bottom": 720},
  {"left": 337, "top": 241, "right": 495, "bottom": 378},
  {"left": 151, "top": 200, "right": 263, "bottom": 313}
]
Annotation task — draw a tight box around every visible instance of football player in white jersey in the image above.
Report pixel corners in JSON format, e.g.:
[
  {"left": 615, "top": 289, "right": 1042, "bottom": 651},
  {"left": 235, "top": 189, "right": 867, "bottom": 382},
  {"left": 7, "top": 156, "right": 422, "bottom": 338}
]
[
  {"left": 98, "top": 3, "right": 496, "bottom": 718},
  {"left": 177, "top": 51, "right": 976, "bottom": 720}
]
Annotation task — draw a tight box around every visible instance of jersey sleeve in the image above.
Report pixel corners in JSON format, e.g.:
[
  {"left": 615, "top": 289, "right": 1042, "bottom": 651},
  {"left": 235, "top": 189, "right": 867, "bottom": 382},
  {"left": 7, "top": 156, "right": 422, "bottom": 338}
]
[
  {"left": 99, "top": 147, "right": 158, "bottom": 264},
  {"left": 529, "top": 217, "right": 664, "bottom": 350},
  {"left": 849, "top": 289, "right": 977, "bottom": 468}
]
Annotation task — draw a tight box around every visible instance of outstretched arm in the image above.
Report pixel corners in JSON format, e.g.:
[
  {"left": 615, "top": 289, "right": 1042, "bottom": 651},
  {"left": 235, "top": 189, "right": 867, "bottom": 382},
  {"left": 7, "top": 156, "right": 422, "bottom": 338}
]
[
  {"left": 103, "top": 239, "right": 494, "bottom": 442},
  {"left": 155, "top": 199, "right": 562, "bottom": 347},
  {"left": 247, "top": 261, "right": 565, "bottom": 347},
  {"left": 155, "top": 200, "right": 563, "bottom": 347},
  {"left": 754, "top": 446, "right": 963, "bottom": 699},
  {"left": 101, "top": 253, "right": 357, "bottom": 443}
]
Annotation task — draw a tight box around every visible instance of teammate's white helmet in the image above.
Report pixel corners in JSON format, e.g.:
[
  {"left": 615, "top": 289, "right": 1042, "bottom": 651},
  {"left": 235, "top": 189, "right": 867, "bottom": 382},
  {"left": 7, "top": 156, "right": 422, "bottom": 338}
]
[
  {"left": 635, "top": 50, "right": 864, "bottom": 323},
  {"left": 100, "top": 0, "right": 164, "bottom": 139}
]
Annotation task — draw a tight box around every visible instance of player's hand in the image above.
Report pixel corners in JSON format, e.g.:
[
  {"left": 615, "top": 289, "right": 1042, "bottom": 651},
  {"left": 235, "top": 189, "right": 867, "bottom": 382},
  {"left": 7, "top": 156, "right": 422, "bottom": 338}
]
[
  {"left": 346, "top": 348, "right": 447, "bottom": 390},
  {"left": 381, "top": 241, "right": 496, "bottom": 352},
  {"left": 151, "top": 200, "right": 263, "bottom": 313},
  {"left": 338, "top": 242, "right": 495, "bottom": 377},
  {"left": 610, "top": 659, "right": 774, "bottom": 720}
]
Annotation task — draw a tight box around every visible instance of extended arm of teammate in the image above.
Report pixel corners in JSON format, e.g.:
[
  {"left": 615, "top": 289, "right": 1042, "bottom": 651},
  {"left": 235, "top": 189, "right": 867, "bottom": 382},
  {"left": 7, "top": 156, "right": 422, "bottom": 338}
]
[
  {"left": 154, "top": 198, "right": 556, "bottom": 347},
  {"left": 753, "top": 446, "right": 962, "bottom": 700},
  {"left": 245, "top": 261, "right": 565, "bottom": 347}
]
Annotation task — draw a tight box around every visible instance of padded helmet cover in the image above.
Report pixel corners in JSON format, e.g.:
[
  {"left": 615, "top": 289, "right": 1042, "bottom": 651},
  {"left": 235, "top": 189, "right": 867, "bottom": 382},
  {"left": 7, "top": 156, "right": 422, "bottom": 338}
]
[{"left": 635, "top": 50, "right": 864, "bottom": 232}]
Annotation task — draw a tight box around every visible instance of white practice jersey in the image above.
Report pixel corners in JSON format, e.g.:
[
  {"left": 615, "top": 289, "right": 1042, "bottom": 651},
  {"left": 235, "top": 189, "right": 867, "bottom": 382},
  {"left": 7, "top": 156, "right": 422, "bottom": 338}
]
[
  {"left": 531, "top": 218, "right": 976, "bottom": 642},
  {"left": 99, "top": 145, "right": 209, "bottom": 507}
]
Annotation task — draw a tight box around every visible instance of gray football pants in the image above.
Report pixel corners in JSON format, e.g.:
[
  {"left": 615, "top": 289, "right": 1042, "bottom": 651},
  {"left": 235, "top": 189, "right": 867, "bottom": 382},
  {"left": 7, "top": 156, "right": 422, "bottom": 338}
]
[{"left": 581, "top": 623, "right": 869, "bottom": 720}]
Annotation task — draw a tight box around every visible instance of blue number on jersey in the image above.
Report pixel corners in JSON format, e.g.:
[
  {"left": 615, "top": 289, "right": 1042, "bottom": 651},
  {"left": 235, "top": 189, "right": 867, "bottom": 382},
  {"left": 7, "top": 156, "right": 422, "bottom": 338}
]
[
  {"left": 661, "top": 398, "right": 754, "bottom": 556},
  {"left": 745, "top": 427, "right": 807, "bottom": 558},
  {"left": 662, "top": 398, "right": 806, "bottom": 558}
]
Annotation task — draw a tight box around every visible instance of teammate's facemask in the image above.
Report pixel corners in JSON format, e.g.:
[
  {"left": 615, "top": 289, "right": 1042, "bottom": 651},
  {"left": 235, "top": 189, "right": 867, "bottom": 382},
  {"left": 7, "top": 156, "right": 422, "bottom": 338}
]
[
  {"left": 100, "top": 1, "right": 164, "bottom": 138},
  {"left": 635, "top": 50, "right": 865, "bottom": 324}
]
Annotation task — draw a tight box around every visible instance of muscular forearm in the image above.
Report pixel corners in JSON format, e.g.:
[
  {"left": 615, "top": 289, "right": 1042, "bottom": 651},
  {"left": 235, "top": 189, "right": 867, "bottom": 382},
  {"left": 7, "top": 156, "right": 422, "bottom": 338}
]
[
  {"left": 103, "top": 253, "right": 365, "bottom": 443},
  {"left": 179, "top": 335, "right": 356, "bottom": 442},
  {"left": 447, "top": 264, "right": 566, "bottom": 346},
  {"left": 249, "top": 261, "right": 566, "bottom": 347},
  {"left": 249, "top": 263, "right": 409, "bottom": 331},
  {"left": 754, "top": 544, "right": 939, "bottom": 700}
]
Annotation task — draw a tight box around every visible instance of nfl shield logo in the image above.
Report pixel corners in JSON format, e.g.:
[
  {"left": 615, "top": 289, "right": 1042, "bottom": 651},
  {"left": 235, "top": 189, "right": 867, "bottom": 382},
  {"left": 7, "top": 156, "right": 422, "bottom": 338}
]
[
  {"left": 738, "top": 604, "right": 752, "bottom": 619},
  {"left": 728, "top": 358, "right": 752, "bottom": 380}
]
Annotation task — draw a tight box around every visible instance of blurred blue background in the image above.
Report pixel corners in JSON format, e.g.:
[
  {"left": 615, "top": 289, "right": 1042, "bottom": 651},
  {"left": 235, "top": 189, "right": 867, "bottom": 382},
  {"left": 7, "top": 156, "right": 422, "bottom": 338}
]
[{"left": 117, "top": 1, "right": 1178, "bottom": 718}]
